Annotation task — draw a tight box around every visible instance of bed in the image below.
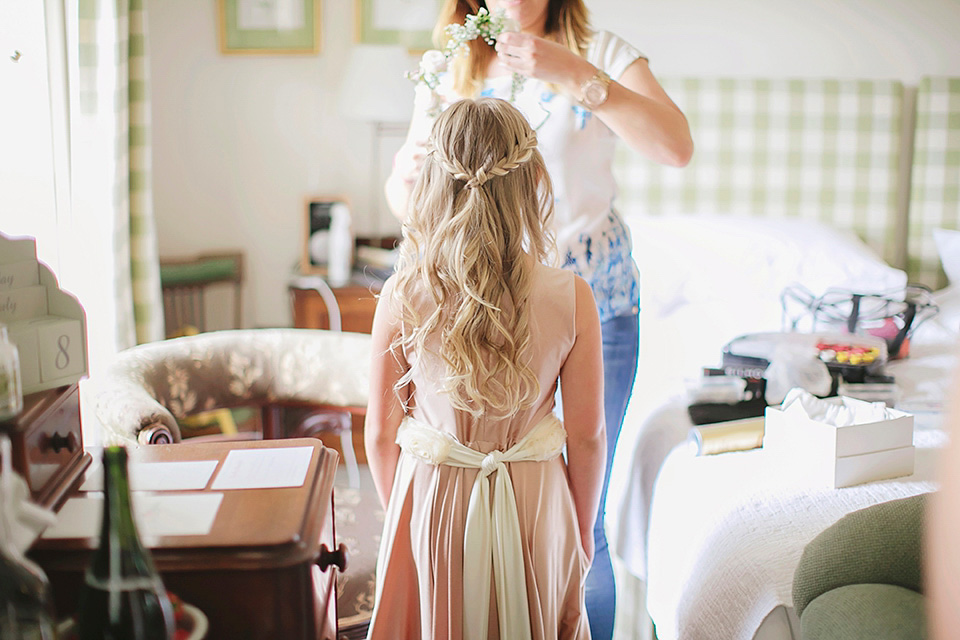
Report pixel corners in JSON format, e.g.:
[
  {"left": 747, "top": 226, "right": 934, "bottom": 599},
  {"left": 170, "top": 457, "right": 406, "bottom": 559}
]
[{"left": 605, "top": 76, "right": 960, "bottom": 640}]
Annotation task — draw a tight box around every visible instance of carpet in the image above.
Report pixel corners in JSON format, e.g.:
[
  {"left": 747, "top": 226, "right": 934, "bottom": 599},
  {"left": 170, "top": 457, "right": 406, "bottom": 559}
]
[{"left": 333, "top": 463, "right": 383, "bottom": 638}]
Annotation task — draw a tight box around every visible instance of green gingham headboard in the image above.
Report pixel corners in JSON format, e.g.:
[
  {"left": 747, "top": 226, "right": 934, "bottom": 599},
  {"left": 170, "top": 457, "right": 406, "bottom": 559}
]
[
  {"left": 613, "top": 78, "right": 905, "bottom": 268},
  {"left": 907, "top": 77, "right": 960, "bottom": 289}
]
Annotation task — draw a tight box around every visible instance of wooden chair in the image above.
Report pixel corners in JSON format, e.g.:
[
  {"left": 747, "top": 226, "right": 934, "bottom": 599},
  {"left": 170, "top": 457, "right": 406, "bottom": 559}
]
[
  {"left": 89, "top": 328, "right": 369, "bottom": 483},
  {"left": 159, "top": 251, "right": 244, "bottom": 337}
]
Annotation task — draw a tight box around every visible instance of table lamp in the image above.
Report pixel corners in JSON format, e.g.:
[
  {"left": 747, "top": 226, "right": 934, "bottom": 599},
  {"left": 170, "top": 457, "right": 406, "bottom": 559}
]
[{"left": 338, "top": 45, "right": 416, "bottom": 239}]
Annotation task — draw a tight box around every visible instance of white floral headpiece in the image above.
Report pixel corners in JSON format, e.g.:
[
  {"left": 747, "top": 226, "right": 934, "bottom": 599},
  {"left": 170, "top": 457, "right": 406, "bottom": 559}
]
[{"left": 406, "top": 8, "right": 524, "bottom": 119}]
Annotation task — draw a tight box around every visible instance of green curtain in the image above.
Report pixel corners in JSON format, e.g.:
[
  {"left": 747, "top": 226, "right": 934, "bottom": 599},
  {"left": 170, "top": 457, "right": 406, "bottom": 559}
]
[{"left": 77, "top": 0, "right": 163, "bottom": 348}]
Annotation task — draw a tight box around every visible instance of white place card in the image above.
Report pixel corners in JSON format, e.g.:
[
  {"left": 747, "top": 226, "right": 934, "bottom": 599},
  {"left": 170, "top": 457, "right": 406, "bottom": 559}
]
[
  {"left": 210, "top": 446, "right": 313, "bottom": 490},
  {"left": 41, "top": 492, "right": 224, "bottom": 540},
  {"left": 79, "top": 459, "right": 219, "bottom": 493}
]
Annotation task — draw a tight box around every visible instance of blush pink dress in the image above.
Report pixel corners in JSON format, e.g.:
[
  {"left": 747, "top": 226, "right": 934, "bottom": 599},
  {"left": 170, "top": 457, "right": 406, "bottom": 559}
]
[{"left": 367, "top": 263, "right": 591, "bottom": 640}]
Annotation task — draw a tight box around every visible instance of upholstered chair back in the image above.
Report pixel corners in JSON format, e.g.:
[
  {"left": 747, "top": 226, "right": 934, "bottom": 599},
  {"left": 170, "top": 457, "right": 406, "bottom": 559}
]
[{"left": 90, "top": 328, "right": 371, "bottom": 445}]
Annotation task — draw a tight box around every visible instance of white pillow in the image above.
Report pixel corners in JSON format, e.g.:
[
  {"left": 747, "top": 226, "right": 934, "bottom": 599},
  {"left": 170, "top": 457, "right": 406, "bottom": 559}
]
[
  {"left": 933, "top": 227, "right": 960, "bottom": 285},
  {"left": 629, "top": 214, "right": 907, "bottom": 318}
]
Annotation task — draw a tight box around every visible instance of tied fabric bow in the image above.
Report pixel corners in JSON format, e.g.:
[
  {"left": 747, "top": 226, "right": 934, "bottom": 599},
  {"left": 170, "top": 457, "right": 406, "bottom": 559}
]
[{"left": 396, "top": 414, "right": 566, "bottom": 640}]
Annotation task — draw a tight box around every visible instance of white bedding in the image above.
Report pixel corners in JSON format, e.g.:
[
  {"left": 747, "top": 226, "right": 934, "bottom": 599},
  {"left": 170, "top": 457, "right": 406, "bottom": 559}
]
[
  {"left": 644, "top": 383, "right": 946, "bottom": 640},
  {"left": 607, "top": 215, "right": 960, "bottom": 640}
]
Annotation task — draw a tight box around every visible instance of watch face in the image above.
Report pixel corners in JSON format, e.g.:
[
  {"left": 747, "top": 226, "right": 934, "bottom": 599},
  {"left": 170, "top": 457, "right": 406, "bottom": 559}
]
[{"left": 583, "top": 81, "right": 608, "bottom": 109}]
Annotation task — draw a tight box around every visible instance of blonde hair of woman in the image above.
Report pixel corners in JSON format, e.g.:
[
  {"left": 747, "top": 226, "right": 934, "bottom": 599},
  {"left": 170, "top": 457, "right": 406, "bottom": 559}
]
[{"left": 391, "top": 96, "right": 555, "bottom": 418}]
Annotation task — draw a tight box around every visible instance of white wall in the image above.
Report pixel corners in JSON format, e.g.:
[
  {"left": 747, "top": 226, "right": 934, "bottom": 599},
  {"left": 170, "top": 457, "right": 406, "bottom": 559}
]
[{"left": 147, "top": 0, "right": 960, "bottom": 329}]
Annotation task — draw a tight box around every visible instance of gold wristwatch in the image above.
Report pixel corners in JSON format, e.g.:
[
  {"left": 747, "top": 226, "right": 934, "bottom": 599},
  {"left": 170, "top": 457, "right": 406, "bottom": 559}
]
[{"left": 579, "top": 69, "right": 611, "bottom": 110}]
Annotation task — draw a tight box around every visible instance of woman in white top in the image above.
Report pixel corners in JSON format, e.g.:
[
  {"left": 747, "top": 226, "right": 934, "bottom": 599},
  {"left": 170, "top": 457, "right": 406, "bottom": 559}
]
[{"left": 384, "top": 2, "right": 693, "bottom": 637}]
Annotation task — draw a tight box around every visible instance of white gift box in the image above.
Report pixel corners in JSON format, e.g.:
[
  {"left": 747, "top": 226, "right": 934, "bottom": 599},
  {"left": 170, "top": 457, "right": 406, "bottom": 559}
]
[{"left": 764, "top": 393, "right": 915, "bottom": 488}]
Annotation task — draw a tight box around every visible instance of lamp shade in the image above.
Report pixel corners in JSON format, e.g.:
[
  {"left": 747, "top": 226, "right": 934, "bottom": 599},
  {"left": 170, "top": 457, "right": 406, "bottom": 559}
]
[{"left": 338, "top": 45, "right": 417, "bottom": 123}]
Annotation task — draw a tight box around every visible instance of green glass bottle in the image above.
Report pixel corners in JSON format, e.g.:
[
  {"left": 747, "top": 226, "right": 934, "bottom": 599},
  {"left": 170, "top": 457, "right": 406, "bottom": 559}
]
[
  {"left": 0, "top": 437, "right": 57, "bottom": 639},
  {"left": 76, "top": 446, "right": 174, "bottom": 640}
]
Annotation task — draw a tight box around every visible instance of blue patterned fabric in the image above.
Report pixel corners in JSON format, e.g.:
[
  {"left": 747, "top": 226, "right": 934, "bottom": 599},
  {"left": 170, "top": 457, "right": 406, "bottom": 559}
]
[
  {"left": 480, "top": 76, "right": 640, "bottom": 321},
  {"left": 563, "top": 210, "right": 640, "bottom": 321}
]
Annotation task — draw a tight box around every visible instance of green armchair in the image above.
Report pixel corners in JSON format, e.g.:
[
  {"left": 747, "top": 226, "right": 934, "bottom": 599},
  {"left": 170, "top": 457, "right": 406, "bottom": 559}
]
[{"left": 792, "top": 493, "right": 931, "bottom": 639}]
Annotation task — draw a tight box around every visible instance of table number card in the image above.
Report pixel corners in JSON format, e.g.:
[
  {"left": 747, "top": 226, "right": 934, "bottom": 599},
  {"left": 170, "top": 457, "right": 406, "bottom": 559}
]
[
  {"left": 10, "top": 316, "right": 84, "bottom": 387},
  {"left": 0, "top": 233, "right": 88, "bottom": 395},
  {"left": 37, "top": 316, "right": 84, "bottom": 380}
]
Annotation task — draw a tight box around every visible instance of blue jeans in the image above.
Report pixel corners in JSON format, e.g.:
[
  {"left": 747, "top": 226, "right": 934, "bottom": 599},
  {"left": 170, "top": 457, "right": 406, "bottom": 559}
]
[{"left": 585, "top": 311, "right": 639, "bottom": 640}]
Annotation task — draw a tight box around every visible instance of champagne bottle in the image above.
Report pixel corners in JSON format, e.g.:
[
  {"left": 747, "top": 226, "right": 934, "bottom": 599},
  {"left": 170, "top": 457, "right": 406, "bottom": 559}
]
[
  {"left": 0, "top": 436, "right": 57, "bottom": 639},
  {"left": 76, "top": 446, "right": 174, "bottom": 640}
]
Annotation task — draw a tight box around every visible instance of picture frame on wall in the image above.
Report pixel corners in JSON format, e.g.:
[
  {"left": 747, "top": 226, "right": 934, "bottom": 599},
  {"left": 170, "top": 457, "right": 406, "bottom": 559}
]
[
  {"left": 302, "top": 196, "right": 351, "bottom": 276},
  {"left": 219, "top": 0, "right": 321, "bottom": 55},
  {"left": 355, "top": 0, "right": 439, "bottom": 51}
]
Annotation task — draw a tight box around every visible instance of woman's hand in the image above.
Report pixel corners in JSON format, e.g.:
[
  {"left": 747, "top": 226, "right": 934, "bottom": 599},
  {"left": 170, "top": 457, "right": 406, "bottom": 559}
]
[{"left": 494, "top": 32, "right": 594, "bottom": 95}]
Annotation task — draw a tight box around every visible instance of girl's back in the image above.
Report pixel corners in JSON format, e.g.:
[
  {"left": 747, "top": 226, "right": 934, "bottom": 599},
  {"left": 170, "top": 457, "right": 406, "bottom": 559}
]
[
  {"left": 404, "top": 261, "right": 576, "bottom": 448},
  {"left": 368, "top": 262, "right": 592, "bottom": 640}
]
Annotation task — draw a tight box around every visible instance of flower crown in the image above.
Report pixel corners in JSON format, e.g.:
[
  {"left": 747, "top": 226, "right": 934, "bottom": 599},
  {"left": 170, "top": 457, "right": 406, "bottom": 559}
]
[{"left": 407, "top": 8, "right": 525, "bottom": 119}]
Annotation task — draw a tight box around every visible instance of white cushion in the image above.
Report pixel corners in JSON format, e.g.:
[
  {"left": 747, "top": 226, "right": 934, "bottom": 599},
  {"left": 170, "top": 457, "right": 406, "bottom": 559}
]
[
  {"left": 629, "top": 214, "right": 907, "bottom": 319},
  {"left": 933, "top": 227, "right": 960, "bottom": 286}
]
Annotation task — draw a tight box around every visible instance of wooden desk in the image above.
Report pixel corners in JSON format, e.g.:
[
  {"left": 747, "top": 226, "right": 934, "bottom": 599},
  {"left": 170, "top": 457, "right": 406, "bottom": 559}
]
[
  {"left": 0, "top": 383, "right": 90, "bottom": 510},
  {"left": 31, "top": 438, "right": 342, "bottom": 640}
]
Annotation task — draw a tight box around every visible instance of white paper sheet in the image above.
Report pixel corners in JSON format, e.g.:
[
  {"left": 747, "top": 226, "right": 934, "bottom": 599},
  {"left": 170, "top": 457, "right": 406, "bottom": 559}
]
[
  {"left": 79, "top": 460, "right": 219, "bottom": 493},
  {"left": 41, "top": 492, "right": 224, "bottom": 540},
  {"left": 210, "top": 446, "right": 313, "bottom": 490}
]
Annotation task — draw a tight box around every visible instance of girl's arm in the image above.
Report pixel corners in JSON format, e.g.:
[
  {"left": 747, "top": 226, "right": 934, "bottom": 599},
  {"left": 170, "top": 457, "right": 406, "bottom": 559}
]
[
  {"left": 364, "top": 280, "right": 410, "bottom": 508},
  {"left": 560, "top": 275, "right": 607, "bottom": 562},
  {"left": 495, "top": 33, "right": 694, "bottom": 167}
]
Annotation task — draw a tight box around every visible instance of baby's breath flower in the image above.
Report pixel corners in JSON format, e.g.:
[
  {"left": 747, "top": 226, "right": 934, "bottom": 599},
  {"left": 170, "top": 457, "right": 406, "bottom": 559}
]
[{"left": 407, "top": 8, "right": 527, "bottom": 115}]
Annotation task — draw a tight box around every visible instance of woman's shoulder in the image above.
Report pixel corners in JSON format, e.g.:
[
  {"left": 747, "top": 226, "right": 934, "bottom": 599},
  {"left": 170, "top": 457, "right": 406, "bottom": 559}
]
[{"left": 587, "top": 30, "right": 647, "bottom": 78}]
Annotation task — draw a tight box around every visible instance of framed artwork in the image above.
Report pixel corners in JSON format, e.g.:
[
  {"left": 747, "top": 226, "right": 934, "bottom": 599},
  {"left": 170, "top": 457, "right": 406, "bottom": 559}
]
[
  {"left": 218, "top": 0, "right": 321, "bottom": 55},
  {"left": 355, "top": 0, "right": 440, "bottom": 51},
  {"left": 302, "top": 196, "right": 351, "bottom": 275}
]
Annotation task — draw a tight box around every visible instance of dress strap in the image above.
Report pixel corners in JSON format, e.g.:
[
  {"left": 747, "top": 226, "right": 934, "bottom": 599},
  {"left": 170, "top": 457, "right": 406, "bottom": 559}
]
[{"left": 396, "top": 414, "right": 567, "bottom": 640}]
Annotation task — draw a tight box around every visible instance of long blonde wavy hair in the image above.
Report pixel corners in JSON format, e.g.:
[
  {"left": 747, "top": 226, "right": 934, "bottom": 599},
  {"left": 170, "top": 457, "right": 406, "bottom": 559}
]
[
  {"left": 392, "top": 98, "right": 555, "bottom": 419},
  {"left": 435, "top": 0, "right": 592, "bottom": 97}
]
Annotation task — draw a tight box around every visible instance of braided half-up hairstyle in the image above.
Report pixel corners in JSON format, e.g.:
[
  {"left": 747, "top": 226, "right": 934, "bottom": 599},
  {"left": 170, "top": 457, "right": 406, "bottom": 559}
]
[{"left": 392, "top": 97, "right": 555, "bottom": 419}]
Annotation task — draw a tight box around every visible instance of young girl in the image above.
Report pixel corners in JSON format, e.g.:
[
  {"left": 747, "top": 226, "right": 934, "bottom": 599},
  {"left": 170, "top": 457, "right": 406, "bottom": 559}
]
[
  {"left": 365, "top": 97, "right": 606, "bottom": 640},
  {"left": 386, "top": 4, "right": 692, "bottom": 636}
]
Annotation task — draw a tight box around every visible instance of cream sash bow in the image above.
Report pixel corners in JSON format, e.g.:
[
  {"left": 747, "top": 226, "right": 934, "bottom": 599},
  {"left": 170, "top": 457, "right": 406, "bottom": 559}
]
[{"left": 397, "top": 414, "right": 567, "bottom": 640}]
